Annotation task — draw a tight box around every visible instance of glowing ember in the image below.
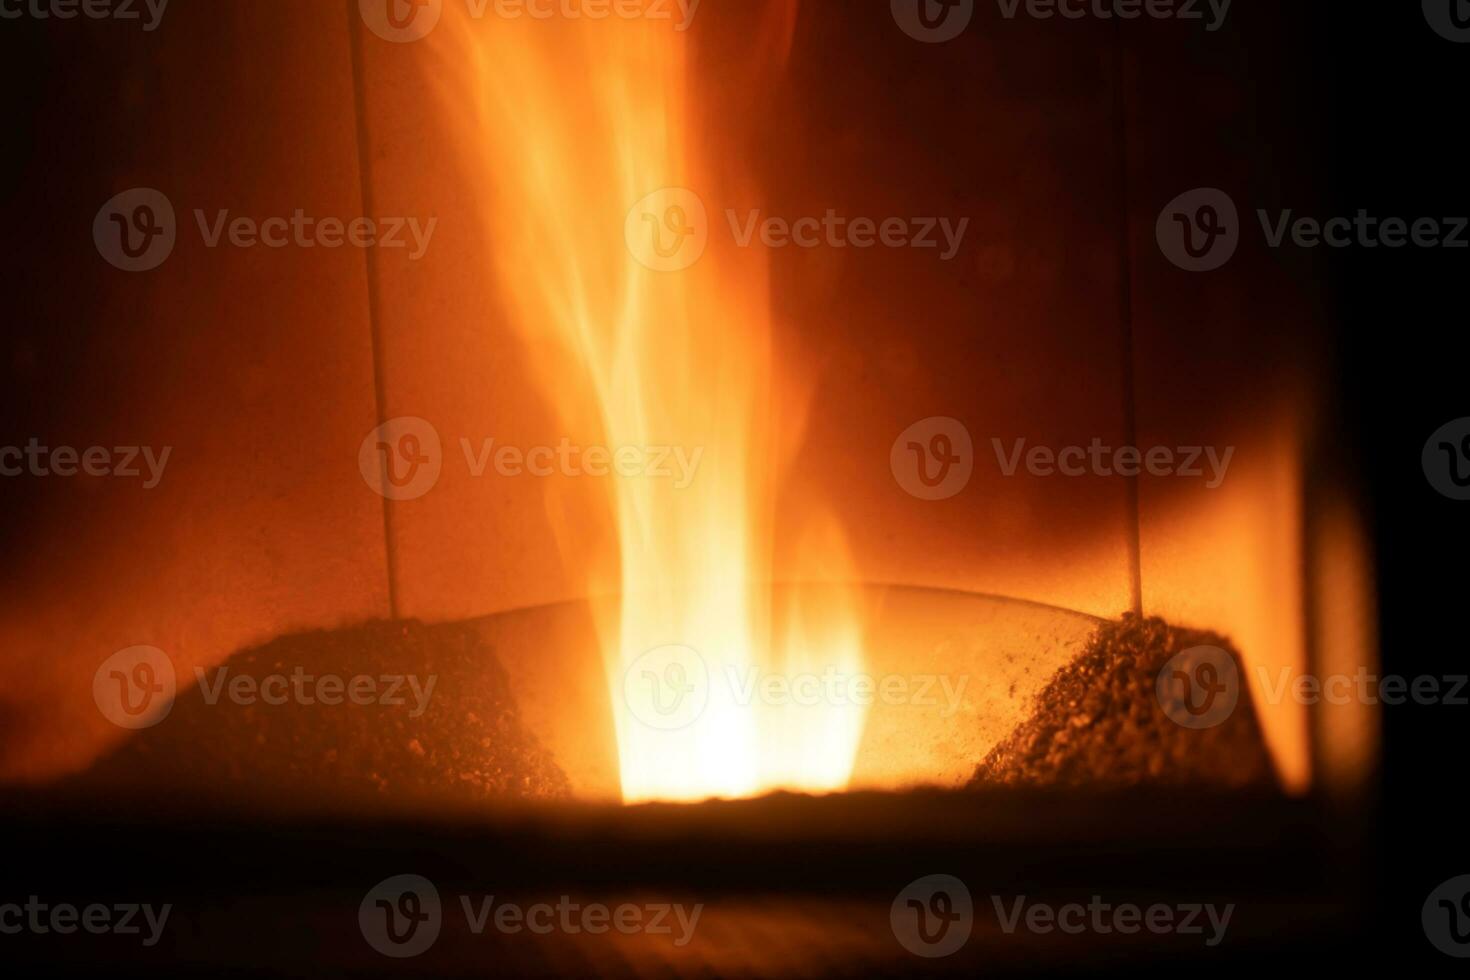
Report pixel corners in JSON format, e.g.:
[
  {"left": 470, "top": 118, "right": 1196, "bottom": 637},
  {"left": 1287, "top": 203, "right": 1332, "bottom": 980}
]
[{"left": 448, "top": 1, "right": 866, "bottom": 802}]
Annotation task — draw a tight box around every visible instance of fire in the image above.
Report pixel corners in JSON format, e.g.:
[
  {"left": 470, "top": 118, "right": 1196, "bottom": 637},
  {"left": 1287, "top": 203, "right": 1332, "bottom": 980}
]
[{"left": 445, "top": 2, "right": 866, "bottom": 801}]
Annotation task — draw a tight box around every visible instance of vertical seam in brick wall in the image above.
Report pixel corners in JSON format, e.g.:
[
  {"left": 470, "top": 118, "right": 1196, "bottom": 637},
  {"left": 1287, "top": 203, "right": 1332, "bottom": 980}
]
[
  {"left": 1113, "top": 19, "right": 1144, "bottom": 616},
  {"left": 346, "top": 0, "right": 401, "bottom": 620}
]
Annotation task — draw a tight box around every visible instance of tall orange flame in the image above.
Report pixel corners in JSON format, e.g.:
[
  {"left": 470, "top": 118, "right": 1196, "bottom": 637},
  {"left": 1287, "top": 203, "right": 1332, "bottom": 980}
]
[{"left": 445, "top": 1, "right": 866, "bottom": 801}]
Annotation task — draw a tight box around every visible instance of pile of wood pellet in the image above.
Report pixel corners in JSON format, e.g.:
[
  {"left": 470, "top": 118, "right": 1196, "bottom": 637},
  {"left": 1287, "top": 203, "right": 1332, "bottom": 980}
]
[
  {"left": 970, "top": 613, "right": 1276, "bottom": 790},
  {"left": 81, "top": 619, "right": 570, "bottom": 808}
]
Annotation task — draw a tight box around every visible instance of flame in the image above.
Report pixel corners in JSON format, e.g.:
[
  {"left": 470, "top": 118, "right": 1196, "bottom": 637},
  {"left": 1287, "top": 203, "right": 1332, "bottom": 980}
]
[{"left": 445, "top": 2, "right": 865, "bottom": 801}]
